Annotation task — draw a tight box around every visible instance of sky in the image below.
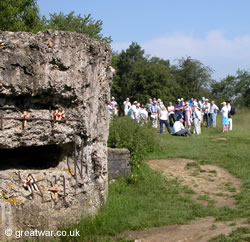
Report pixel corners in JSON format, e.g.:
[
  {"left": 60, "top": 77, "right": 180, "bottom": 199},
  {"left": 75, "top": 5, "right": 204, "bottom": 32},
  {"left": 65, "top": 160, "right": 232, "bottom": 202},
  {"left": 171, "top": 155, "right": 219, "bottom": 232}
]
[{"left": 38, "top": 0, "right": 250, "bottom": 81}]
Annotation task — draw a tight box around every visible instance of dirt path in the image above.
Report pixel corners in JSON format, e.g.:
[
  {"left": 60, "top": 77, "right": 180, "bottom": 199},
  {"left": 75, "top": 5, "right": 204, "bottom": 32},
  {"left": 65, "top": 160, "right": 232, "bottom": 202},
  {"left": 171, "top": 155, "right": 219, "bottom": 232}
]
[
  {"left": 122, "top": 217, "right": 249, "bottom": 242},
  {"left": 121, "top": 159, "right": 250, "bottom": 242},
  {"left": 148, "top": 159, "right": 242, "bottom": 208}
]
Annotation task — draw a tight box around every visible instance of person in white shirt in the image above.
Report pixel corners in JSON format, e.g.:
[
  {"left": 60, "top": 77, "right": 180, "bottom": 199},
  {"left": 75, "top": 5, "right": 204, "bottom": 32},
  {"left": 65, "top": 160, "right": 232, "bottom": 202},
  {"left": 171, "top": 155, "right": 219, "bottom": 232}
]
[
  {"left": 199, "top": 97, "right": 206, "bottom": 124},
  {"left": 123, "top": 97, "right": 131, "bottom": 116},
  {"left": 129, "top": 101, "right": 137, "bottom": 120},
  {"left": 220, "top": 101, "right": 229, "bottom": 133},
  {"left": 139, "top": 104, "right": 148, "bottom": 125},
  {"left": 159, "top": 106, "right": 172, "bottom": 134},
  {"left": 167, "top": 102, "right": 176, "bottom": 127},
  {"left": 208, "top": 100, "right": 219, "bottom": 128},
  {"left": 150, "top": 101, "right": 158, "bottom": 128},
  {"left": 111, "top": 97, "right": 118, "bottom": 107},
  {"left": 202, "top": 99, "right": 210, "bottom": 127},
  {"left": 135, "top": 103, "right": 141, "bottom": 122},
  {"left": 107, "top": 102, "right": 113, "bottom": 117},
  {"left": 226, "top": 100, "right": 233, "bottom": 131},
  {"left": 173, "top": 119, "right": 193, "bottom": 137},
  {"left": 192, "top": 103, "right": 202, "bottom": 135}
]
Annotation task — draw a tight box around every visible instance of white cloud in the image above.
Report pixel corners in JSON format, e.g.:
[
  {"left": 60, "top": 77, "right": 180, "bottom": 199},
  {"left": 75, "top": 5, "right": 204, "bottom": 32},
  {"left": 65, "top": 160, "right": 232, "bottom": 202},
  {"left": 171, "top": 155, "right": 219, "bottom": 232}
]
[{"left": 111, "top": 30, "right": 250, "bottom": 80}]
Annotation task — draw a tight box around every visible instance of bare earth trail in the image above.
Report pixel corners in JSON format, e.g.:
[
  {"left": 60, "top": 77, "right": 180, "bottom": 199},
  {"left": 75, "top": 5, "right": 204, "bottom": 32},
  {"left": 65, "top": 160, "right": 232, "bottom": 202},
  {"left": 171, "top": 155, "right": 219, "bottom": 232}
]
[{"left": 121, "top": 159, "right": 250, "bottom": 242}]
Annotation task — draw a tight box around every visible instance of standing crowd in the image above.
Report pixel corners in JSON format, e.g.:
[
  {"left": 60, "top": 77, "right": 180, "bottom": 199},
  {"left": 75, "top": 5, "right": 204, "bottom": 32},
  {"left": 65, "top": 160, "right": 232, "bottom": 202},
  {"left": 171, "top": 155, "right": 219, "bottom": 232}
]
[{"left": 108, "top": 96, "right": 236, "bottom": 136}]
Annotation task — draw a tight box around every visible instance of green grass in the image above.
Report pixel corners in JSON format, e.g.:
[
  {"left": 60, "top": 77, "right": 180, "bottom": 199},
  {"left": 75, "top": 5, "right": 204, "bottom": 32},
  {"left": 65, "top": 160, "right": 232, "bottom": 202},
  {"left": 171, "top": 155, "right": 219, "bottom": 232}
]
[
  {"left": 61, "top": 165, "right": 211, "bottom": 241},
  {"left": 60, "top": 109, "right": 250, "bottom": 241},
  {"left": 147, "top": 109, "right": 250, "bottom": 220},
  {"left": 210, "top": 227, "right": 250, "bottom": 241}
]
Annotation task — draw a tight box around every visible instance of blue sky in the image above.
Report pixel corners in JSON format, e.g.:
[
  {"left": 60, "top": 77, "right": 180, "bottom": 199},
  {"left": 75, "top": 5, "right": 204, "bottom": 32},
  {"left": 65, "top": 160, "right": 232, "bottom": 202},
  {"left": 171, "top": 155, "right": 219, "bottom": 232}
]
[{"left": 38, "top": 0, "right": 250, "bottom": 81}]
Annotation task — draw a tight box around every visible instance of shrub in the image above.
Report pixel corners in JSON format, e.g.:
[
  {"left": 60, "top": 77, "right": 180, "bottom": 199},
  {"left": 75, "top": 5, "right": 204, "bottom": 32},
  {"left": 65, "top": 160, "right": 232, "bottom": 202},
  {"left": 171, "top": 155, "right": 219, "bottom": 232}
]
[{"left": 108, "top": 117, "right": 158, "bottom": 176}]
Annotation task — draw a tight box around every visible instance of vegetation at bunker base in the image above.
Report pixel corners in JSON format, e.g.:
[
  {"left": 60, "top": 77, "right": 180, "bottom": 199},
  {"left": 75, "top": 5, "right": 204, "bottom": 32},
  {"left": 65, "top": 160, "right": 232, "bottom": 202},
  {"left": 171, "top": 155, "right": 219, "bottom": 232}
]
[
  {"left": 60, "top": 109, "right": 250, "bottom": 241},
  {"left": 108, "top": 116, "right": 159, "bottom": 179}
]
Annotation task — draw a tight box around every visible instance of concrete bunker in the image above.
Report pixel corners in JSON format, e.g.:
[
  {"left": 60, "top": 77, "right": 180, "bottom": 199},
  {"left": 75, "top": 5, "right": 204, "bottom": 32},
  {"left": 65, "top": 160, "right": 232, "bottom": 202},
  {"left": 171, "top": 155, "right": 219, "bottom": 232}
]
[{"left": 0, "top": 30, "right": 114, "bottom": 237}]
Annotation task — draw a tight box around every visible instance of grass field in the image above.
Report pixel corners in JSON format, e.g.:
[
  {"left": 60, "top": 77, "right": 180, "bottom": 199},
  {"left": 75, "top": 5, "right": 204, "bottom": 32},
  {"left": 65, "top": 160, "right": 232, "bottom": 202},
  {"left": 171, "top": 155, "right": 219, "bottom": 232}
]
[{"left": 61, "top": 109, "right": 250, "bottom": 242}]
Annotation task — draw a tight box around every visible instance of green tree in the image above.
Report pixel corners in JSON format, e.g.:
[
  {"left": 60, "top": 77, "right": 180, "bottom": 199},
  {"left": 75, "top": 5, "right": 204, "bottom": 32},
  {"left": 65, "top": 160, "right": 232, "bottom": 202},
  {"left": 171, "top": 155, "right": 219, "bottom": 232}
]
[
  {"left": 172, "top": 57, "right": 214, "bottom": 100},
  {"left": 0, "top": 0, "right": 41, "bottom": 32},
  {"left": 44, "top": 11, "right": 112, "bottom": 43},
  {"left": 211, "top": 75, "right": 236, "bottom": 104},
  {"left": 111, "top": 42, "right": 182, "bottom": 108},
  {"left": 235, "top": 70, "right": 250, "bottom": 107},
  {"left": 0, "top": 2, "right": 111, "bottom": 43},
  {"left": 130, "top": 57, "right": 178, "bottom": 104},
  {"left": 111, "top": 42, "right": 145, "bottom": 106},
  {"left": 211, "top": 70, "right": 250, "bottom": 107}
]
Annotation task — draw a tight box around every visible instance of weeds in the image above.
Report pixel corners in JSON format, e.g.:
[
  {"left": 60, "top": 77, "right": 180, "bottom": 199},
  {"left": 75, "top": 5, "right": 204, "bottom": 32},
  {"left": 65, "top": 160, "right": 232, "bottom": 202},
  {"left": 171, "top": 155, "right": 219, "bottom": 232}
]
[
  {"left": 210, "top": 227, "right": 250, "bottom": 241},
  {"left": 108, "top": 117, "right": 159, "bottom": 182}
]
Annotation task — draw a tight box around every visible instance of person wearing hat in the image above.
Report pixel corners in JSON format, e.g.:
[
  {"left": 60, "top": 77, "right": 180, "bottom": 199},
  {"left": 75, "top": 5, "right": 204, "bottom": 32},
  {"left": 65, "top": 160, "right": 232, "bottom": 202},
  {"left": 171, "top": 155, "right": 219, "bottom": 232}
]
[
  {"left": 174, "top": 99, "right": 183, "bottom": 121},
  {"left": 111, "top": 97, "right": 118, "bottom": 108},
  {"left": 220, "top": 101, "right": 229, "bottom": 133},
  {"left": 192, "top": 103, "right": 202, "bottom": 135},
  {"left": 202, "top": 99, "right": 210, "bottom": 127}
]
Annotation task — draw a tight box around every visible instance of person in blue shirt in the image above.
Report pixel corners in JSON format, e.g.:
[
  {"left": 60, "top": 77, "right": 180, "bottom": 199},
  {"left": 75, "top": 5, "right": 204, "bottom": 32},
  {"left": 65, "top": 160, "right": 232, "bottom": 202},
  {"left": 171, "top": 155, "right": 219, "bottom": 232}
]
[
  {"left": 174, "top": 99, "right": 183, "bottom": 121},
  {"left": 150, "top": 101, "right": 158, "bottom": 128},
  {"left": 188, "top": 98, "right": 194, "bottom": 108}
]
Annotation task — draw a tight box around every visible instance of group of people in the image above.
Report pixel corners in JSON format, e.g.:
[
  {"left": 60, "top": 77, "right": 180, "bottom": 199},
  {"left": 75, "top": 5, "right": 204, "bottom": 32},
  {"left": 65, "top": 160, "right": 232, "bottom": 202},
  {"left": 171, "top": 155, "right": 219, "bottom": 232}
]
[{"left": 108, "top": 96, "right": 235, "bottom": 136}]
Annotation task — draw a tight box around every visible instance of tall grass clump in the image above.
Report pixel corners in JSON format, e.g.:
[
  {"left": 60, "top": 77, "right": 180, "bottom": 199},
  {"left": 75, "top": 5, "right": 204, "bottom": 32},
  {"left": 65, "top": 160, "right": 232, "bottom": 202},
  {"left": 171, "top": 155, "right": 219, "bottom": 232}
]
[{"left": 108, "top": 117, "right": 158, "bottom": 176}]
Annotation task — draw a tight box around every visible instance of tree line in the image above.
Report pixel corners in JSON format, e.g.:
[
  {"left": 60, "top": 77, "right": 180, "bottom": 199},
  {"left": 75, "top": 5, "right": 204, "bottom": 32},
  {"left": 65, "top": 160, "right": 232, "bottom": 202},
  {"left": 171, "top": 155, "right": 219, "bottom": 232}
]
[
  {"left": 111, "top": 42, "right": 250, "bottom": 108},
  {"left": 0, "top": 0, "right": 249, "bottom": 108},
  {"left": 0, "top": 0, "right": 111, "bottom": 43}
]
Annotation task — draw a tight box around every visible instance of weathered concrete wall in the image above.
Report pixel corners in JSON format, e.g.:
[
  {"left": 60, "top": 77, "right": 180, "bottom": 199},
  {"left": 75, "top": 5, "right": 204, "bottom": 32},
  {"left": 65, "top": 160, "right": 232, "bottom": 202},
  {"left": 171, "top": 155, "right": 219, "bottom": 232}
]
[
  {"left": 0, "top": 30, "right": 114, "bottom": 237},
  {"left": 108, "top": 148, "right": 131, "bottom": 179}
]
